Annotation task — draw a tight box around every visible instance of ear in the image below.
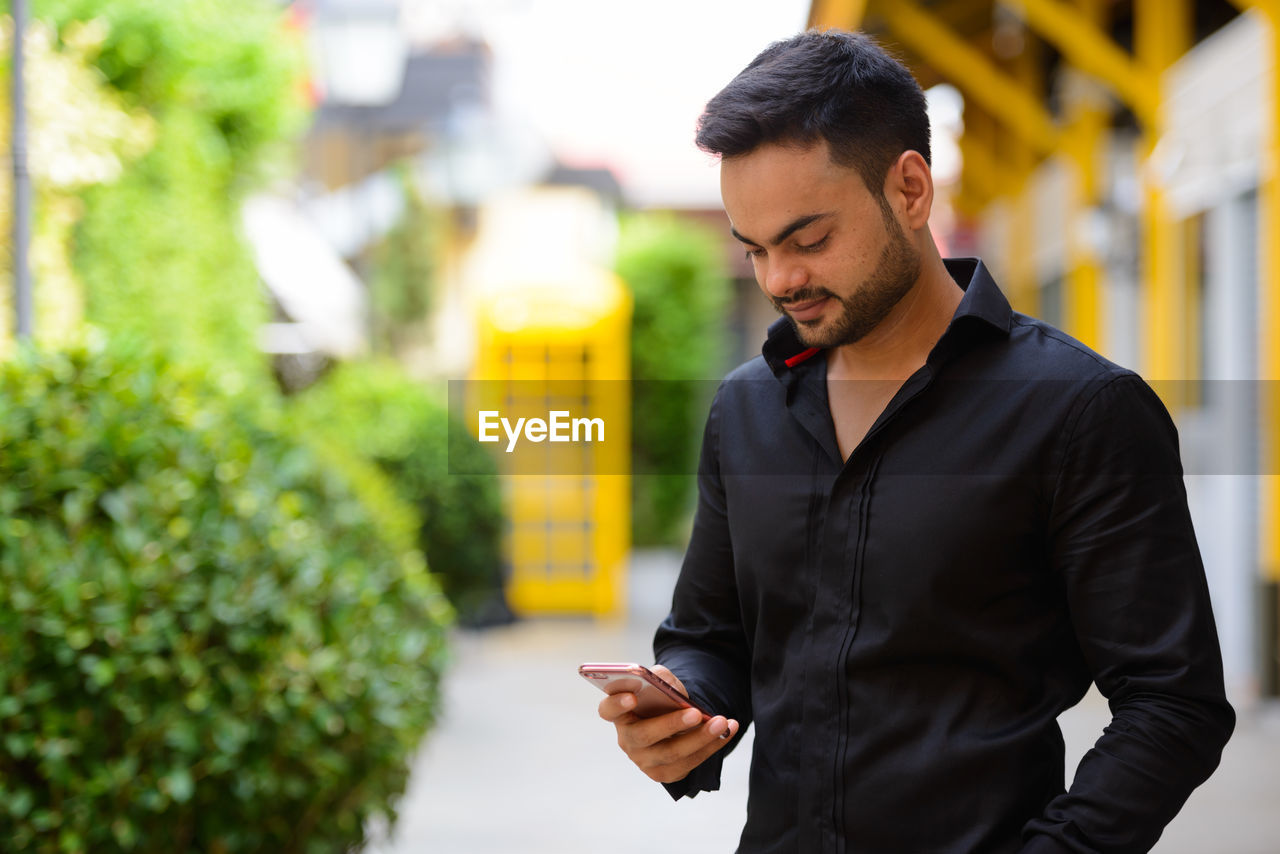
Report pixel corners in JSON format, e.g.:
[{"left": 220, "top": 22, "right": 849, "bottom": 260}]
[{"left": 882, "top": 150, "right": 933, "bottom": 231}]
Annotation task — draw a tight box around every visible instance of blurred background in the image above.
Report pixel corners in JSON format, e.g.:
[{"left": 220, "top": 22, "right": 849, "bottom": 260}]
[{"left": 2, "top": 0, "right": 1279, "bottom": 851}]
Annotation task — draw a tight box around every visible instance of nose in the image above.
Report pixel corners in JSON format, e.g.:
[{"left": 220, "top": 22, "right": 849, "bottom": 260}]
[{"left": 761, "top": 257, "right": 808, "bottom": 300}]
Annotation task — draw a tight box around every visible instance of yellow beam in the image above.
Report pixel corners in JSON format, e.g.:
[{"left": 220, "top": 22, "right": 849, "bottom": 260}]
[
  {"left": 808, "top": 0, "right": 869, "bottom": 30},
  {"left": 1008, "top": 0, "right": 1161, "bottom": 127},
  {"left": 878, "top": 0, "right": 1060, "bottom": 156},
  {"left": 1227, "top": 0, "right": 1280, "bottom": 17}
]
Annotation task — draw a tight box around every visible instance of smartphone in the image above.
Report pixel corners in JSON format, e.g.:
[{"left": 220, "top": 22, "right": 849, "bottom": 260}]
[{"left": 578, "top": 662, "right": 711, "bottom": 720}]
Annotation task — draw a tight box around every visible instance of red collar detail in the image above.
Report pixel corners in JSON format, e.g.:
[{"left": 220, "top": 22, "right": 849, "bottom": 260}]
[{"left": 783, "top": 347, "right": 821, "bottom": 368}]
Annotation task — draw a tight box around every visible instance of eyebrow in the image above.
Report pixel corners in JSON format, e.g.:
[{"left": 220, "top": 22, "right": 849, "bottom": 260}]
[{"left": 730, "top": 212, "right": 833, "bottom": 248}]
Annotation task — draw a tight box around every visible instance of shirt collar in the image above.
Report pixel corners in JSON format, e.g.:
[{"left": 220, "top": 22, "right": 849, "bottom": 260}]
[
  {"left": 762, "top": 257, "right": 1013, "bottom": 377},
  {"left": 944, "top": 257, "right": 1013, "bottom": 337}
]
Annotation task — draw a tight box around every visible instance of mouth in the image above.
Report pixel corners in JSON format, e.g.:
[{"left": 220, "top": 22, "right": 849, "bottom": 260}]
[{"left": 781, "top": 296, "right": 830, "bottom": 323}]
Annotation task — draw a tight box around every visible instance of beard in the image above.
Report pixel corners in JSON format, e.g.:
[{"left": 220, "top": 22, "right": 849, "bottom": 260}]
[{"left": 772, "top": 211, "right": 921, "bottom": 349}]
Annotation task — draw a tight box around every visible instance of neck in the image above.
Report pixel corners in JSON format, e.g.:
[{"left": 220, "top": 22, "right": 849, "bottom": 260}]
[{"left": 826, "top": 252, "right": 963, "bottom": 382}]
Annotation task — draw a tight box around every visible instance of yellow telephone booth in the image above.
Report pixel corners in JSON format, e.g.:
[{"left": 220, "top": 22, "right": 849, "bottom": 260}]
[{"left": 466, "top": 190, "right": 632, "bottom": 617}]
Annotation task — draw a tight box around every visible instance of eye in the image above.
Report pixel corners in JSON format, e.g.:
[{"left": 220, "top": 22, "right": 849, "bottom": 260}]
[
  {"left": 743, "top": 246, "right": 765, "bottom": 261},
  {"left": 797, "top": 235, "right": 829, "bottom": 253}
]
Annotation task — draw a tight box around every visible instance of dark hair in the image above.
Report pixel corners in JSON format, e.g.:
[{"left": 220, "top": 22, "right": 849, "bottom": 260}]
[{"left": 695, "top": 29, "right": 931, "bottom": 198}]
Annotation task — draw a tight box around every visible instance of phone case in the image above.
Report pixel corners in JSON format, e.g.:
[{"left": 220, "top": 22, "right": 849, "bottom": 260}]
[{"left": 578, "top": 662, "right": 711, "bottom": 719}]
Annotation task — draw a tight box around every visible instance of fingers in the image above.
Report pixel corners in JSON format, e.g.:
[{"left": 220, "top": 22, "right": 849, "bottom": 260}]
[
  {"left": 671, "top": 717, "right": 740, "bottom": 778},
  {"left": 627, "top": 714, "right": 740, "bottom": 784},
  {"left": 616, "top": 706, "right": 703, "bottom": 751},
  {"left": 597, "top": 690, "right": 638, "bottom": 723},
  {"left": 595, "top": 664, "right": 739, "bottom": 785},
  {"left": 609, "top": 705, "right": 740, "bottom": 784}
]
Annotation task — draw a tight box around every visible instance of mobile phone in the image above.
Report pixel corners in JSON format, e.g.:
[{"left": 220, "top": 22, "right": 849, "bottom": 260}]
[{"left": 578, "top": 662, "right": 711, "bottom": 720}]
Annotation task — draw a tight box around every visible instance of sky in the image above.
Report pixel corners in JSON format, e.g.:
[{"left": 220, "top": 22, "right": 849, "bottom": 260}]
[{"left": 404, "top": 0, "right": 814, "bottom": 207}]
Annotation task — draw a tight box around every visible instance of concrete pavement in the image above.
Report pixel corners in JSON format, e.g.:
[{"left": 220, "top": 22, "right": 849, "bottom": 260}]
[{"left": 369, "top": 550, "right": 1280, "bottom": 853}]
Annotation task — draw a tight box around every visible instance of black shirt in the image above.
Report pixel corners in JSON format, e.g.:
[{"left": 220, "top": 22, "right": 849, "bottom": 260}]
[{"left": 654, "top": 259, "right": 1234, "bottom": 853}]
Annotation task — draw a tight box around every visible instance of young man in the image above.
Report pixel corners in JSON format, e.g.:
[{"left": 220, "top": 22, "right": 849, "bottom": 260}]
[{"left": 597, "top": 29, "right": 1234, "bottom": 853}]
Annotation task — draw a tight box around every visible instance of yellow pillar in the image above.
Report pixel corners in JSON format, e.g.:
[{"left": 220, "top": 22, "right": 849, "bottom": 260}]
[
  {"left": 1005, "top": 43, "right": 1043, "bottom": 319},
  {"left": 1136, "top": 0, "right": 1192, "bottom": 396},
  {"left": 954, "top": 51, "right": 1042, "bottom": 317},
  {"left": 1061, "top": 0, "right": 1110, "bottom": 354},
  {"left": 1007, "top": 156, "right": 1040, "bottom": 319},
  {"left": 1062, "top": 113, "right": 1106, "bottom": 351},
  {"left": 954, "top": 124, "right": 995, "bottom": 219},
  {"left": 1256, "top": 3, "right": 1280, "bottom": 580}
]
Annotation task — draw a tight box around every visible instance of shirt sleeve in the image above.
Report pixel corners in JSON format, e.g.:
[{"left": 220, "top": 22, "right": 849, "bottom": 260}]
[
  {"left": 652, "top": 385, "right": 754, "bottom": 801},
  {"left": 1021, "top": 374, "right": 1236, "bottom": 853}
]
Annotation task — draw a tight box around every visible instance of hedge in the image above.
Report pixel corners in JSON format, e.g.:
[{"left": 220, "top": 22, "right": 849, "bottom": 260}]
[
  {"left": 0, "top": 340, "right": 451, "bottom": 852},
  {"left": 287, "top": 360, "right": 509, "bottom": 626}
]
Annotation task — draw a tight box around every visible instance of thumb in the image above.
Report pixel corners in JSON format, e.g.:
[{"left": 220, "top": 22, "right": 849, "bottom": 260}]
[{"left": 649, "top": 664, "right": 688, "bottom": 697}]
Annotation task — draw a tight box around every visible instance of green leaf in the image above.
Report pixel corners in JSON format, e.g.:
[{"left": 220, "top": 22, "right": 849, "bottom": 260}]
[
  {"left": 9, "top": 788, "right": 34, "bottom": 819},
  {"left": 4, "top": 733, "right": 33, "bottom": 759},
  {"left": 65, "top": 627, "right": 92, "bottom": 650},
  {"left": 88, "top": 658, "right": 116, "bottom": 689},
  {"left": 160, "top": 768, "right": 194, "bottom": 804}
]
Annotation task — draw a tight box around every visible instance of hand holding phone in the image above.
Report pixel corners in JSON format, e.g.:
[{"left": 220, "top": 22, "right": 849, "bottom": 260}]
[
  {"left": 578, "top": 662, "right": 711, "bottom": 719},
  {"left": 586, "top": 661, "right": 740, "bottom": 786}
]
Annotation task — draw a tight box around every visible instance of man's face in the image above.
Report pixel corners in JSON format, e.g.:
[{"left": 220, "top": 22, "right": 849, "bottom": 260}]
[{"left": 720, "top": 142, "right": 921, "bottom": 349}]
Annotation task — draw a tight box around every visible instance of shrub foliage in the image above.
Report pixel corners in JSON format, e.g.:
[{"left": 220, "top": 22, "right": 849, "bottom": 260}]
[
  {"left": 615, "top": 214, "right": 731, "bottom": 545},
  {"left": 0, "top": 342, "right": 451, "bottom": 852},
  {"left": 44, "top": 0, "right": 308, "bottom": 382},
  {"left": 288, "top": 360, "right": 508, "bottom": 625}
]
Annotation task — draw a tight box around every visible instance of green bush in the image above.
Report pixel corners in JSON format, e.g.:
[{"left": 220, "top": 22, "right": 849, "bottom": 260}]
[
  {"left": 368, "top": 167, "right": 445, "bottom": 358},
  {"left": 44, "top": 0, "right": 307, "bottom": 383},
  {"left": 0, "top": 340, "right": 452, "bottom": 853},
  {"left": 615, "top": 214, "right": 731, "bottom": 545},
  {"left": 288, "top": 360, "right": 509, "bottom": 626}
]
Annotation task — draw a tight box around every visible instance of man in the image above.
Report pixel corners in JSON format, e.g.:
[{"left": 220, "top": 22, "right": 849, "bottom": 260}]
[{"left": 597, "top": 29, "right": 1234, "bottom": 853}]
